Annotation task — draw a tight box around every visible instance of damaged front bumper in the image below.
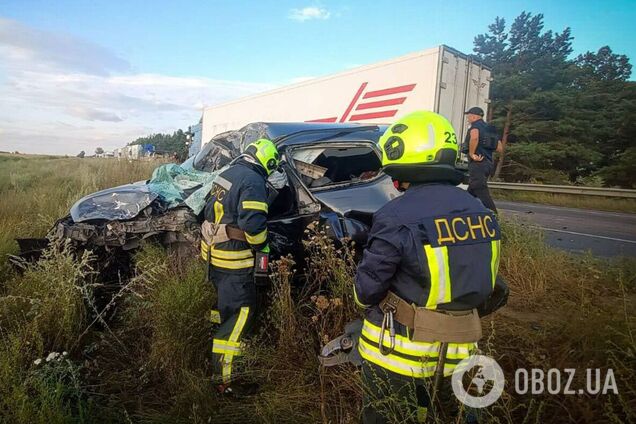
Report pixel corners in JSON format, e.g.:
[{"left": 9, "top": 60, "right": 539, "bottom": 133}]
[{"left": 51, "top": 206, "right": 200, "bottom": 250}]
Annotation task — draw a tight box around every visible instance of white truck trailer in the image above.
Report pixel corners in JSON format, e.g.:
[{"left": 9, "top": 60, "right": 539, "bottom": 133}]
[{"left": 199, "top": 45, "right": 491, "bottom": 151}]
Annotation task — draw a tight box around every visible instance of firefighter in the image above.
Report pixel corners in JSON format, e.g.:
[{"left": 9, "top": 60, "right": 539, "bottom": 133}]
[
  {"left": 354, "top": 111, "right": 501, "bottom": 423},
  {"left": 201, "top": 138, "right": 280, "bottom": 395}
]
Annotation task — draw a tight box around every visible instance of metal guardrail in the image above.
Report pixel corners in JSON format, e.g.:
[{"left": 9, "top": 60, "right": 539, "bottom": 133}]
[{"left": 489, "top": 182, "right": 636, "bottom": 199}]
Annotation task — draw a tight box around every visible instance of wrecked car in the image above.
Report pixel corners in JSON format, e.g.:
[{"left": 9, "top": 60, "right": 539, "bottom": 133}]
[{"left": 36, "top": 122, "right": 400, "bottom": 271}]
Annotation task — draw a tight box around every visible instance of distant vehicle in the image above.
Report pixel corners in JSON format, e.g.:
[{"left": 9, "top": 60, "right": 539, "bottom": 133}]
[
  {"left": 195, "top": 45, "right": 492, "bottom": 164},
  {"left": 125, "top": 144, "right": 143, "bottom": 160}
]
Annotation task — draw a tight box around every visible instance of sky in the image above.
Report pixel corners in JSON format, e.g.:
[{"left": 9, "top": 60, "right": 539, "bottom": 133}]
[{"left": 1, "top": 0, "right": 635, "bottom": 155}]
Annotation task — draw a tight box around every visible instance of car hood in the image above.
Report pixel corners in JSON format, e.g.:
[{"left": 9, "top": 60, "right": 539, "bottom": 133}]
[{"left": 70, "top": 182, "right": 158, "bottom": 223}]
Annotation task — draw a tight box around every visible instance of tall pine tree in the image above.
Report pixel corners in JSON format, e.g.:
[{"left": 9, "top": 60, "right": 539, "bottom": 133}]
[{"left": 473, "top": 12, "right": 633, "bottom": 187}]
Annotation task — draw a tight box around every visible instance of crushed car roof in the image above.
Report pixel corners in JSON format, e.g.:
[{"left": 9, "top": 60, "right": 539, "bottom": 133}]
[
  {"left": 257, "top": 122, "right": 386, "bottom": 142},
  {"left": 192, "top": 121, "right": 388, "bottom": 173},
  {"left": 210, "top": 122, "right": 387, "bottom": 151}
]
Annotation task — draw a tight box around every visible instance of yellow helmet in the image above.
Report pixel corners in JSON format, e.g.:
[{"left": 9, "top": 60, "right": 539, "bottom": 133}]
[
  {"left": 244, "top": 138, "right": 280, "bottom": 175},
  {"left": 379, "top": 111, "right": 463, "bottom": 184}
]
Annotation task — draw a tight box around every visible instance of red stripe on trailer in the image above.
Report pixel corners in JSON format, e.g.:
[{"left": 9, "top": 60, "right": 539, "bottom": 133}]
[
  {"left": 339, "top": 82, "right": 368, "bottom": 122},
  {"left": 363, "top": 84, "right": 416, "bottom": 99},
  {"left": 355, "top": 97, "right": 406, "bottom": 110},
  {"left": 348, "top": 110, "right": 398, "bottom": 121}
]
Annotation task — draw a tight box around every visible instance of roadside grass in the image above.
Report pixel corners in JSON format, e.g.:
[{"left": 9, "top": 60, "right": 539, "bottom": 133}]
[
  {"left": 0, "top": 239, "right": 96, "bottom": 423},
  {"left": 492, "top": 189, "right": 636, "bottom": 214},
  {"left": 0, "top": 155, "right": 634, "bottom": 423},
  {"left": 484, "top": 217, "right": 636, "bottom": 423},
  {"left": 0, "top": 154, "right": 159, "bottom": 278}
]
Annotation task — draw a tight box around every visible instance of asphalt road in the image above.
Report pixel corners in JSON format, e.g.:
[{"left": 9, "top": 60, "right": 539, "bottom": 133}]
[{"left": 498, "top": 201, "right": 636, "bottom": 257}]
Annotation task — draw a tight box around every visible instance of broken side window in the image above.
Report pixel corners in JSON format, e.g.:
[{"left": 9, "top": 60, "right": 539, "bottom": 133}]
[{"left": 291, "top": 145, "right": 382, "bottom": 189}]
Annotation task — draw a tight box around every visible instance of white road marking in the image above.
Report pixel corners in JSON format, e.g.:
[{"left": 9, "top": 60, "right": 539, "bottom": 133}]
[
  {"left": 498, "top": 202, "right": 636, "bottom": 219},
  {"left": 532, "top": 226, "right": 636, "bottom": 244}
]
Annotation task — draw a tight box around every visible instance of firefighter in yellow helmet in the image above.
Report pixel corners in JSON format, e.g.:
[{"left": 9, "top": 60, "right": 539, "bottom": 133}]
[
  {"left": 201, "top": 138, "right": 280, "bottom": 395},
  {"left": 354, "top": 111, "right": 501, "bottom": 422}
]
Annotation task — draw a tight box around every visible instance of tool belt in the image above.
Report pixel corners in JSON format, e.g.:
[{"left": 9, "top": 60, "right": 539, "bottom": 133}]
[
  {"left": 201, "top": 221, "right": 247, "bottom": 245},
  {"left": 379, "top": 291, "right": 482, "bottom": 344}
]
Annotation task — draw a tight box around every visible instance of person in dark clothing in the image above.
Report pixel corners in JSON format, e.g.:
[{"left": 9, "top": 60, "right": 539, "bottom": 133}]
[
  {"left": 201, "top": 138, "right": 280, "bottom": 395},
  {"left": 463, "top": 106, "right": 501, "bottom": 213},
  {"left": 354, "top": 111, "right": 501, "bottom": 423}
]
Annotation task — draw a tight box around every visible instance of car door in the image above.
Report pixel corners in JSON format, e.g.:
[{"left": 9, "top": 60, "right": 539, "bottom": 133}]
[
  {"left": 267, "top": 159, "right": 321, "bottom": 261},
  {"left": 285, "top": 140, "right": 400, "bottom": 248}
]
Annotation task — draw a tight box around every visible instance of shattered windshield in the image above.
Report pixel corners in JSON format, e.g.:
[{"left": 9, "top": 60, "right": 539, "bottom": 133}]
[{"left": 192, "top": 123, "right": 272, "bottom": 172}]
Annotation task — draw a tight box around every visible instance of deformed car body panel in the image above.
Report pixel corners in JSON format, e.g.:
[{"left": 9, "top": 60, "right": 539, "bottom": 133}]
[
  {"left": 279, "top": 134, "right": 399, "bottom": 247},
  {"left": 311, "top": 175, "right": 399, "bottom": 217},
  {"left": 38, "top": 123, "right": 421, "bottom": 274},
  {"left": 71, "top": 183, "right": 157, "bottom": 223}
]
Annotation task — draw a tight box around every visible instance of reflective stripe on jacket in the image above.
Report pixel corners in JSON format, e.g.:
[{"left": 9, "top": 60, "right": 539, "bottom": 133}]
[
  {"left": 358, "top": 319, "right": 476, "bottom": 377},
  {"left": 354, "top": 183, "right": 501, "bottom": 375},
  {"left": 202, "top": 158, "right": 270, "bottom": 271}
]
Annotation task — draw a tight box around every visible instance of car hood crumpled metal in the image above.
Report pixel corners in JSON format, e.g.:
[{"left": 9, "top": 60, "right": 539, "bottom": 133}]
[
  {"left": 71, "top": 164, "right": 227, "bottom": 223},
  {"left": 70, "top": 182, "right": 158, "bottom": 223}
]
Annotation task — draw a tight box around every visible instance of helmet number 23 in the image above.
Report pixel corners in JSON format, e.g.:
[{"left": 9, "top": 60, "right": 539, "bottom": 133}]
[{"left": 444, "top": 131, "right": 457, "bottom": 144}]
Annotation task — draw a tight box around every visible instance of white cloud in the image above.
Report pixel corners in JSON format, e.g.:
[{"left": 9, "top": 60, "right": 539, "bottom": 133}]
[
  {"left": 66, "top": 107, "right": 123, "bottom": 122},
  {"left": 0, "top": 18, "right": 274, "bottom": 155},
  {"left": 0, "top": 17, "right": 129, "bottom": 75},
  {"left": 288, "top": 6, "right": 331, "bottom": 22}
]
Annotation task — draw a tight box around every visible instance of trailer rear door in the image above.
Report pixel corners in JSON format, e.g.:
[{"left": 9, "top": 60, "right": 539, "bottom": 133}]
[{"left": 436, "top": 46, "right": 491, "bottom": 153}]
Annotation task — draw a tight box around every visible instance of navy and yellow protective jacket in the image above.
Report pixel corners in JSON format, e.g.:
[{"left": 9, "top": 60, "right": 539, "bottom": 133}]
[
  {"left": 354, "top": 182, "right": 501, "bottom": 377},
  {"left": 201, "top": 157, "right": 270, "bottom": 272}
]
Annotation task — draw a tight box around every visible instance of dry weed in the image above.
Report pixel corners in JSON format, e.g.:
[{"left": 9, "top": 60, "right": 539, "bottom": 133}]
[{"left": 0, "top": 155, "right": 634, "bottom": 423}]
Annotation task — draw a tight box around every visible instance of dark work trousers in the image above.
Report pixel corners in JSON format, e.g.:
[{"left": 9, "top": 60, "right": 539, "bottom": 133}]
[
  {"left": 211, "top": 268, "right": 257, "bottom": 385},
  {"left": 468, "top": 160, "right": 497, "bottom": 213},
  {"left": 361, "top": 361, "right": 458, "bottom": 424}
]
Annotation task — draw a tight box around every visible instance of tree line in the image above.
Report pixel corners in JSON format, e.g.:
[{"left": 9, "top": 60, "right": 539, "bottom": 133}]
[
  {"left": 473, "top": 11, "right": 634, "bottom": 188},
  {"left": 129, "top": 129, "right": 189, "bottom": 158}
]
